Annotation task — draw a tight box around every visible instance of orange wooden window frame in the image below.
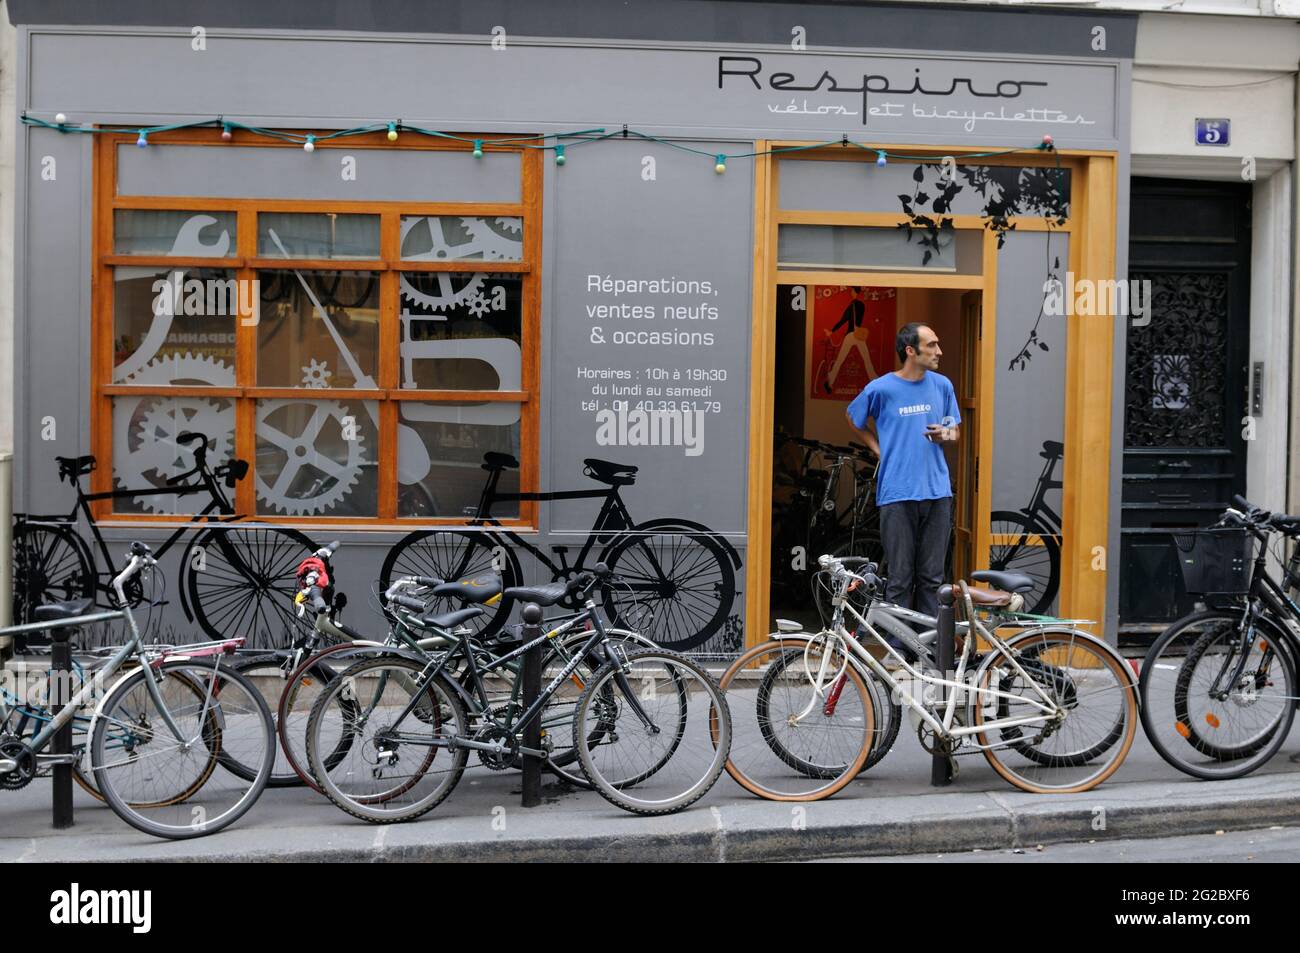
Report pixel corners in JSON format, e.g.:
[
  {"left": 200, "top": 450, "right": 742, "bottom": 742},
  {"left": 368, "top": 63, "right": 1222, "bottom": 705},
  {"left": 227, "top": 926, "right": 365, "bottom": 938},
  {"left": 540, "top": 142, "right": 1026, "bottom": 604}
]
[{"left": 91, "top": 127, "right": 543, "bottom": 528}]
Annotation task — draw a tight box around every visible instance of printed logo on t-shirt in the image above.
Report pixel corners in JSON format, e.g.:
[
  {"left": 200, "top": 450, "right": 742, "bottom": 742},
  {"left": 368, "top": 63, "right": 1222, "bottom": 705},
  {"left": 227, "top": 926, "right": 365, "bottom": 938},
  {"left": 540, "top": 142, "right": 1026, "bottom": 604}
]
[{"left": 897, "top": 403, "right": 932, "bottom": 416}]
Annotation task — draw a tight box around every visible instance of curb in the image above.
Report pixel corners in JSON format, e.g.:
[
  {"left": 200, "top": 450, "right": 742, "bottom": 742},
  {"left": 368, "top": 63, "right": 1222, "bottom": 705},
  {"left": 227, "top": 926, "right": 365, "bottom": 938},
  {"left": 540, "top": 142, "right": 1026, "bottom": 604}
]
[{"left": 45, "top": 781, "right": 1300, "bottom": 864}]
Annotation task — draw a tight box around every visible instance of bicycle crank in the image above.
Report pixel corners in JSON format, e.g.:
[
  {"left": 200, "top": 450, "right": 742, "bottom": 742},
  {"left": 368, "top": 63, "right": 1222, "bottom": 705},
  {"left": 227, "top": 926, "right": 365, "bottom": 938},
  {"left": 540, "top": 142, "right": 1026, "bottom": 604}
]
[{"left": 0, "top": 737, "right": 36, "bottom": 790}]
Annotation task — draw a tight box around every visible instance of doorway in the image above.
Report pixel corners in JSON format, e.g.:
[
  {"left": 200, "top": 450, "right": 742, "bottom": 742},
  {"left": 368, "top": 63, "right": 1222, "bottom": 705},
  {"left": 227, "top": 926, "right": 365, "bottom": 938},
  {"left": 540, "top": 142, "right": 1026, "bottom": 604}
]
[
  {"left": 767, "top": 283, "right": 981, "bottom": 630},
  {"left": 1120, "top": 178, "right": 1252, "bottom": 631}
]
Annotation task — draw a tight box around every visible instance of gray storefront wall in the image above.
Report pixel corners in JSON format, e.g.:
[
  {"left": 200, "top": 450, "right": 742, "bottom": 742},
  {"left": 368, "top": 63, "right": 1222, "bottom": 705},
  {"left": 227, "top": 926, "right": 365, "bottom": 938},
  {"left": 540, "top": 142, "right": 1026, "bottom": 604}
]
[{"left": 9, "top": 3, "right": 1136, "bottom": 648}]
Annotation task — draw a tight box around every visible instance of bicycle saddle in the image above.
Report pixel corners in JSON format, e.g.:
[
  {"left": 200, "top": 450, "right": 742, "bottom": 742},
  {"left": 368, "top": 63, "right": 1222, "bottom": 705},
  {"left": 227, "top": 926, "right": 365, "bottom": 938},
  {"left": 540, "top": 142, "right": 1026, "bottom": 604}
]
[
  {"left": 583, "top": 458, "right": 638, "bottom": 486},
  {"left": 417, "top": 606, "right": 485, "bottom": 630},
  {"left": 502, "top": 581, "right": 571, "bottom": 607},
  {"left": 970, "top": 570, "right": 1036, "bottom": 593},
  {"left": 431, "top": 573, "right": 502, "bottom": 604},
  {"left": 55, "top": 455, "right": 96, "bottom": 482},
  {"left": 33, "top": 597, "right": 94, "bottom": 622},
  {"left": 965, "top": 587, "right": 1014, "bottom": 607},
  {"left": 1039, "top": 441, "right": 1064, "bottom": 460},
  {"left": 481, "top": 451, "right": 520, "bottom": 471}
]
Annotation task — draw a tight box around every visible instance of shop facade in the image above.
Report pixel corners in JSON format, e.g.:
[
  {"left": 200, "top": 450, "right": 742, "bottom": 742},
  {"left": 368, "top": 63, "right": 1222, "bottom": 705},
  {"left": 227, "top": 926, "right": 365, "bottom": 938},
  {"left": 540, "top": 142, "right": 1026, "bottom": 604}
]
[{"left": 5, "top": 1, "right": 1138, "bottom": 652}]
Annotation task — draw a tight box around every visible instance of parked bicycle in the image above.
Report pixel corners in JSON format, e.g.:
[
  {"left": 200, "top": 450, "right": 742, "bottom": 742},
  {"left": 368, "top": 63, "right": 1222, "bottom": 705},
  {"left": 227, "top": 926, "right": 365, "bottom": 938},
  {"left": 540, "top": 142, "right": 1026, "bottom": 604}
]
[
  {"left": 0, "top": 542, "right": 276, "bottom": 839},
  {"left": 771, "top": 433, "right": 882, "bottom": 608},
  {"left": 379, "top": 452, "right": 741, "bottom": 652},
  {"left": 12, "top": 431, "right": 317, "bottom": 649},
  {"left": 305, "top": 564, "right": 732, "bottom": 821},
  {"left": 718, "top": 554, "right": 1138, "bottom": 800},
  {"left": 1139, "top": 495, "right": 1300, "bottom": 780},
  {"left": 988, "top": 439, "right": 1065, "bottom": 615}
]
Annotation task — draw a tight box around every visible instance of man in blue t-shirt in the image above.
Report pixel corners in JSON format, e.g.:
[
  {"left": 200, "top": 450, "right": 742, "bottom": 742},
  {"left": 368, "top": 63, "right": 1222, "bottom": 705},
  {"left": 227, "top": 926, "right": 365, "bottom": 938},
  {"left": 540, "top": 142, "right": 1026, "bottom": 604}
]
[{"left": 845, "top": 322, "right": 960, "bottom": 618}]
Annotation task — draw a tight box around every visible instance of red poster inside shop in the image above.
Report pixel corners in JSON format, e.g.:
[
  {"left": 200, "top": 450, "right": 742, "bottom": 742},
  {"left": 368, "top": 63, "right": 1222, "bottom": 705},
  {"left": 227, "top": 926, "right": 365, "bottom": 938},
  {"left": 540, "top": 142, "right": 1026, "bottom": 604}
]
[{"left": 809, "top": 286, "right": 896, "bottom": 401}]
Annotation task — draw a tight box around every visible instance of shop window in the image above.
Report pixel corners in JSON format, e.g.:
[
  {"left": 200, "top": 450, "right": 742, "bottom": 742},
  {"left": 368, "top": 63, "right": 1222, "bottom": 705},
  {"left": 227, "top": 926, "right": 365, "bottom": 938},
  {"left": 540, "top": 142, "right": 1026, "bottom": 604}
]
[
  {"left": 95, "top": 131, "right": 539, "bottom": 525},
  {"left": 777, "top": 224, "right": 983, "bottom": 273}
]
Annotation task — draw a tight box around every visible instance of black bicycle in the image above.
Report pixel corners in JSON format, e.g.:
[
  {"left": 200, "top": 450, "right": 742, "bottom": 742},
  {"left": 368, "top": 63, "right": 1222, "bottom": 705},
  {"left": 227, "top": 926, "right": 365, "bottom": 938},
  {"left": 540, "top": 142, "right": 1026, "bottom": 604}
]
[
  {"left": 379, "top": 452, "right": 741, "bottom": 652},
  {"left": 988, "top": 440, "right": 1065, "bottom": 615},
  {"left": 305, "top": 564, "right": 732, "bottom": 819},
  {"left": 12, "top": 431, "right": 317, "bottom": 649},
  {"left": 1139, "top": 494, "right": 1300, "bottom": 780}
]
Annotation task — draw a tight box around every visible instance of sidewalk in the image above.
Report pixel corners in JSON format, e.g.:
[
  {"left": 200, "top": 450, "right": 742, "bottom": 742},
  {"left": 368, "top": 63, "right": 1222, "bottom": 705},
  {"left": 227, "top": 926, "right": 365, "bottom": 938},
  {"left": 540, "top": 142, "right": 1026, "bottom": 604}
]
[{"left": 4, "top": 721, "right": 1299, "bottom": 863}]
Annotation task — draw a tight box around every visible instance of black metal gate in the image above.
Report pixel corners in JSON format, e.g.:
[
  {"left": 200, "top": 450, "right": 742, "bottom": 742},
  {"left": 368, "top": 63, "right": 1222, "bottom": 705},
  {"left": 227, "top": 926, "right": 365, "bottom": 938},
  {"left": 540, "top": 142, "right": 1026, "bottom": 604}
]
[{"left": 1120, "top": 178, "right": 1251, "bottom": 629}]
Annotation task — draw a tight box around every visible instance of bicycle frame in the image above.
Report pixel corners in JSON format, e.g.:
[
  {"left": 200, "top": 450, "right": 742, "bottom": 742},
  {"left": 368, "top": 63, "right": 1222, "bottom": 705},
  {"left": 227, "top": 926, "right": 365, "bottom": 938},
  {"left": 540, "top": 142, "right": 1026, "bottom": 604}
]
[
  {"left": 470, "top": 465, "right": 640, "bottom": 578},
  {"left": 20, "top": 464, "right": 247, "bottom": 601},
  {"left": 371, "top": 598, "right": 659, "bottom": 760}
]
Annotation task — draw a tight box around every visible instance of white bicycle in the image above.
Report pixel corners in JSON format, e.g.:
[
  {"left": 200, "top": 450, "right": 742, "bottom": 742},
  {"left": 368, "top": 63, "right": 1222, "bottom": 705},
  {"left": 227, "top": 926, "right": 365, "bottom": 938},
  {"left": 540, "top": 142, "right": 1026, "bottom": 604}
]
[{"left": 720, "top": 555, "right": 1139, "bottom": 800}]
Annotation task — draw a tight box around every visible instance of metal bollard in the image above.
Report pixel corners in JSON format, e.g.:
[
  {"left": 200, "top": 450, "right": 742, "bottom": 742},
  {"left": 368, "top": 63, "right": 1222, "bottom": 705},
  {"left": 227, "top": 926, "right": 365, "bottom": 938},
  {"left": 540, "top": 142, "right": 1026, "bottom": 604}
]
[
  {"left": 931, "top": 585, "right": 955, "bottom": 787},
  {"left": 519, "top": 603, "right": 543, "bottom": 808},
  {"left": 48, "top": 625, "right": 76, "bottom": 828}
]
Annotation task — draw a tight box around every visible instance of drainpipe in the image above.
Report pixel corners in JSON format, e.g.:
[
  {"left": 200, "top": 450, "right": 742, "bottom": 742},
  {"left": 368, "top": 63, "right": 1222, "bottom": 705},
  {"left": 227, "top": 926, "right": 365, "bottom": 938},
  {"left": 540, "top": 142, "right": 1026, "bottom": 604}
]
[
  {"left": 1290, "top": 66, "right": 1300, "bottom": 515},
  {"left": 0, "top": 451, "right": 11, "bottom": 659}
]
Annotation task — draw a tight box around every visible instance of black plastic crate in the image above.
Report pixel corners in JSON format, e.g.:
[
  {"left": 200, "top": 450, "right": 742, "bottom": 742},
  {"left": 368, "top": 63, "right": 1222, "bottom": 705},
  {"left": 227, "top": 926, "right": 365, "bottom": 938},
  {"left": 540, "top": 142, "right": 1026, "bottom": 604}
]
[{"left": 1173, "top": 528, "right": 1254, "bottom": 596}]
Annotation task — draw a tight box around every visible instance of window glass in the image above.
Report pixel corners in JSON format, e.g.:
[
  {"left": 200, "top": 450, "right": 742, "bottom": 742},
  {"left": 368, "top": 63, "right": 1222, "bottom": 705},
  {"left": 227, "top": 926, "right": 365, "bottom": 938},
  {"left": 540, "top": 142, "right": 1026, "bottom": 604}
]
[
  {"left": 113, "top": 210, "right": 236, "bottom": 257},
  {"left": 258, "top": 213, "right": 381, "bottom": 259},
  {"left": 397, "top": 403, "right": 521, "bottom": 518},
  {"left": 112, "top": 267, "right": 239, "bottom": 385},
  {"left": 256, "top": 271, "right": 380, "bottom": 388},
  {"left": 400, "top": 216, "right": 522, "bottom": 262},
  {"left": 398, "top": 273, "right": 522, "bottom": 389}
]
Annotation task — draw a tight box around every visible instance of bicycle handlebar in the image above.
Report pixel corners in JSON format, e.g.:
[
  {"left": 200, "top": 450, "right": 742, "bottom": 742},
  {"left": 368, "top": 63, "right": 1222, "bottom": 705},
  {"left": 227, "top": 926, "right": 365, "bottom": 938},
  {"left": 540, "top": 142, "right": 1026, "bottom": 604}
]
[{"left": 390, "top": 593, "right": 427, "bottom": 612}]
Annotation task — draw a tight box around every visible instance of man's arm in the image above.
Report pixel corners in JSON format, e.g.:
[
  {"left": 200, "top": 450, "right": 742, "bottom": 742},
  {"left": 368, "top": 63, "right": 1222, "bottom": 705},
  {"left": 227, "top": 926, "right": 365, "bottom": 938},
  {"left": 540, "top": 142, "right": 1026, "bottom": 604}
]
[{"left": 846, "top": 410, "right": 880, "bottom": 456}]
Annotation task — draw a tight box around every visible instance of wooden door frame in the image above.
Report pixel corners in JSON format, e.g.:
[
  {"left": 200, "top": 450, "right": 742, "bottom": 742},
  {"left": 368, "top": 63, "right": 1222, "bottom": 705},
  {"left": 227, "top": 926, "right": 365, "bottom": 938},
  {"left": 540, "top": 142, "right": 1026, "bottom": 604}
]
[{"left": 746, "top": 144, "right": 1118, "bottom": 646}]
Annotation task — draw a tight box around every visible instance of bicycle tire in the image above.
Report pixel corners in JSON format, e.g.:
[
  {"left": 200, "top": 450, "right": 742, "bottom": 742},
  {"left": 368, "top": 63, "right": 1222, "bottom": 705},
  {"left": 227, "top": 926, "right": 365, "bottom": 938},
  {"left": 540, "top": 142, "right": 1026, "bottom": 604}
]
[
  {"left": 599, "top": 527, "right": 736, "bottom": 652},
  {"left": 718, "top": 637, "right": 873, "bottom": 801},
  {"left": 11, "top": 523, "right": 95, "bottom": 628},
  {"left": 575, "top": 648, "right": 731, "bottom": 815},
  {"left": 974, "top": 630, "right": 1137, "bottom": 794},
  {"left": 988, "top": 511, "right": 1060, "bottom": 615},
  {"left": 1173, "top": 618, "right": 1285, "bottom": 762},
  {"left": 1140, "top": 608, "right": 1297, "bottom": 780},
  {"left": 278, "top": 642, "right": 384, "bottom": 792},
  {"left": 185, "top": 525, "right": 317, "bottom": 649},
  {"left": 92, "top": 659, "right": 275, "bottom": 839},
  {"left": 379, "top": 530, "right": 519, "bottom": 640},
  {"left": 983, "top": 628, "right": 1126, "bottom": 768},
  {"left": 306, "top": 655, "right": 468, "bottom": 824},
  {"left": 540, "top": 628, "right": 660, "bottom": 788}
]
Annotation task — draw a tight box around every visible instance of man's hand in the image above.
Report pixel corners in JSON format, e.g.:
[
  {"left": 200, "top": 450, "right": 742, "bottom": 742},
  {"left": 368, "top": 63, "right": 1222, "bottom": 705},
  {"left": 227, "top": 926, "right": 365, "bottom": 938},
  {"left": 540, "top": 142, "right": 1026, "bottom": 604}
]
[{"left": 926, "top": 423, "right": 959, "bottom": 443}]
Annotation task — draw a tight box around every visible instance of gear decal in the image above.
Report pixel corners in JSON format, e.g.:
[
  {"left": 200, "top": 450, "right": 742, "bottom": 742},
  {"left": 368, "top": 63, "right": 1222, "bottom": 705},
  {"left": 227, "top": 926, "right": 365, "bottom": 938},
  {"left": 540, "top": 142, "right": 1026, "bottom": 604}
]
[
  {"left": 255, "top": 400, "right": 366, "bottom": 516},
  {"left": 300, "top": 358, "right": 332, "bottom": 388},
  {"left": 398, "top": 217, "right": 521, "bottom": 314},
  {"left": 113, "top": 353, "right": 236, "bottom": 512}
]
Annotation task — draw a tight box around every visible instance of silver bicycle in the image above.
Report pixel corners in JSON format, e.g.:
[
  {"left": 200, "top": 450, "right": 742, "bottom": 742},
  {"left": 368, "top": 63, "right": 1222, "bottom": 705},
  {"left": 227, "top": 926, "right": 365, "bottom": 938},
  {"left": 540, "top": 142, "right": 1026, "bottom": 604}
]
[{"left": 0, "top": 541, "right": 275, "bottom": 839}]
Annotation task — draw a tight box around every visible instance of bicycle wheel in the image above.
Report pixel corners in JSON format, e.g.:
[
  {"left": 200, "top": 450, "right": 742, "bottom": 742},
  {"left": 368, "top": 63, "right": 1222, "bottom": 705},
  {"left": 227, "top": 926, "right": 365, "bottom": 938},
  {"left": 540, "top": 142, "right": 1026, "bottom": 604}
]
[
  {"left": 306, "top": 656, "right": 468, "bottom": 823},
  {"left": 575, "top": 649, "right": 730, "bottom": 815},
  {"left": 279, "top": 642, "right": 382, "bottom": 793},
  {"left": 12, "top": 523, "right": 95, "bottom": 627},
  {"left": 1140, "top": 608, "right": 1297, "bottom": 780},
  {"left": 92, "top": 659, "right": 275, "bottom": 839},
  {"left": 600, "top": 528, "right": 736, "bottom": 652},
  {"left": 185, "top": 525, "right": 316, "bottom": 649},
  {"left": 719, "top": 637, "right": 874, "bottom": 801},
  {"left": 974, "top": 629, "right": 1138, "bottom": 793},
  {"left": 540, "top": 628, "right": 659, "bottom": 788},
  {"left": 988, "top": 512, "right": 1060, "bottom": 615},
  {"left": 380, "top": 530, "right": 517, "bottom": 639}
]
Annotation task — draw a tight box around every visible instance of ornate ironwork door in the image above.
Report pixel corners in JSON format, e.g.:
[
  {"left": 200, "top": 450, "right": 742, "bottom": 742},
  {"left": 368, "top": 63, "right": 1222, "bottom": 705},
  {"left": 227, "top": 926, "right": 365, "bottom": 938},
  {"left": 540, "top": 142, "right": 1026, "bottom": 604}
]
[{"left": 1120, "top": 178, "right": 1251, "bottom": 629}]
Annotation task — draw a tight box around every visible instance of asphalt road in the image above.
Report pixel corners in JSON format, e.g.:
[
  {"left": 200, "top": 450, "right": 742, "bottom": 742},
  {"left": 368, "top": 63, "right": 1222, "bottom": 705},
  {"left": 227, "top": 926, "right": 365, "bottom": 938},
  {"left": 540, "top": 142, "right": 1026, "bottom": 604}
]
[{"left": 818, "top": 824, "right": 1300, "bottom": 862}]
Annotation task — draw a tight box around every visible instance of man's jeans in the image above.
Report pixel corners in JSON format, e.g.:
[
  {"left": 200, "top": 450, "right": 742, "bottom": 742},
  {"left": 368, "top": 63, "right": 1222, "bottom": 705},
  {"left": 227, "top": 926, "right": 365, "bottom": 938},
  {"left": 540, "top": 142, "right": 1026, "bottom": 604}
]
[{"left": 878, "top": 497, "right": 953, "bottom": 619}]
